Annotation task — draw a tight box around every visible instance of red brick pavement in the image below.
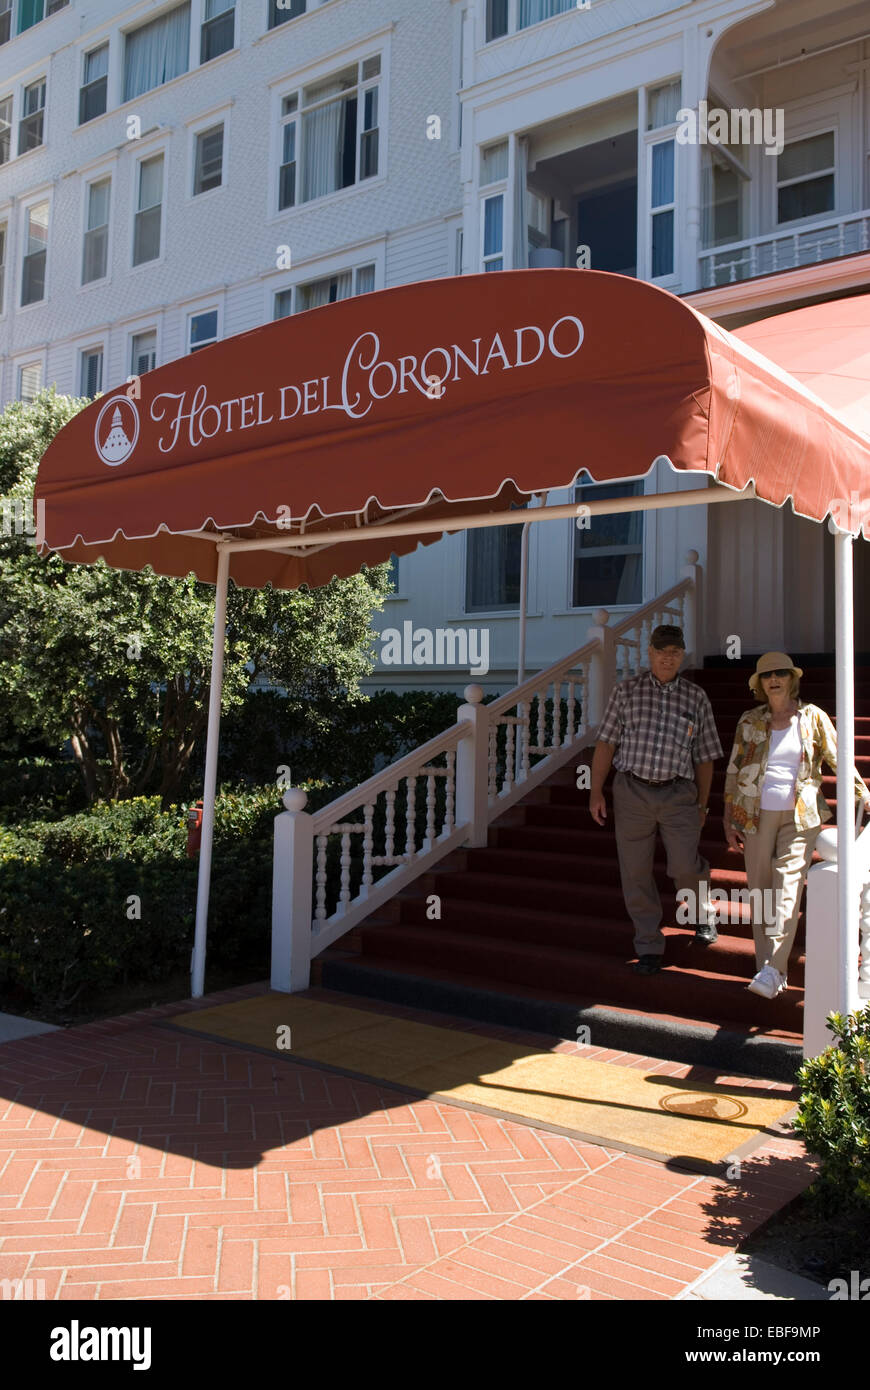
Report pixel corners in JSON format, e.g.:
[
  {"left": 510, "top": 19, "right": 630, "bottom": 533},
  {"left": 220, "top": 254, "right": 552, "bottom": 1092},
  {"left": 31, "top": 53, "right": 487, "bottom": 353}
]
[{"left": 0, "top": 982, "right": 815, "bottom": 1300}]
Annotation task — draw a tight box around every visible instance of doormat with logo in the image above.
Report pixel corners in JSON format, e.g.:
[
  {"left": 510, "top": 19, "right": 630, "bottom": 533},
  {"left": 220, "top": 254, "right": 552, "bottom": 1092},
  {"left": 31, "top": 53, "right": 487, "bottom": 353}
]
[{"left": 166, "top": 994, "right": 795, "bottom": 1168}]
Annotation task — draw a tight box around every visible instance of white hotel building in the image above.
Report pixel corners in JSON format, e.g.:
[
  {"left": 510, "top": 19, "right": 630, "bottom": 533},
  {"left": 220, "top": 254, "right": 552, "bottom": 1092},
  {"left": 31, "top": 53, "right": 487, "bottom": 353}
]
[{"left": 1, "top": 0, "right": 868, "bottom": 692}]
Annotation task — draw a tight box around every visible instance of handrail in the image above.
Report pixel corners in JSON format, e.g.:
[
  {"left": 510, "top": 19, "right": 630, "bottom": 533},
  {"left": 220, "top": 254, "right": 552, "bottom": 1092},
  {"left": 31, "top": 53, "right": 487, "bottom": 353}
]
[
  {"left": 311, "top": 720, "right": 465, "bottom": 833},
  {"left": 609, "top": 577, "right": 690, "bottom": 637},
  {"left": 486, "top": 636, "right": 596, "bottom": 720}
]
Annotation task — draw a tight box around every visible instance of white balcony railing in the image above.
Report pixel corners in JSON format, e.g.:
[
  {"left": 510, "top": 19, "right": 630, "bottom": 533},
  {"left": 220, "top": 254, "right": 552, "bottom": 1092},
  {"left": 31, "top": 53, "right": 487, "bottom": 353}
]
[{"left": 698, "top": 208, "right": 870, "bottom": 291}]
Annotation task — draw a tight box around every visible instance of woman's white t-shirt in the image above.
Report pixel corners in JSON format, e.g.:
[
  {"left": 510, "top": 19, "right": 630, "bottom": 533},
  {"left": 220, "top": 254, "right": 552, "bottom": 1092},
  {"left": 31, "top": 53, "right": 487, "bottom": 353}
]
[{"left": 760, "top": 716, "right": 802, "bottom": 810}]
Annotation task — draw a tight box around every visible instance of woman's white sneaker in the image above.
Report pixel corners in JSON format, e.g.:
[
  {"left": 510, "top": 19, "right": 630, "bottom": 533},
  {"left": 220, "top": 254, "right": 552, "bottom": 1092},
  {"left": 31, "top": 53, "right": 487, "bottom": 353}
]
[{"left": 747, "top": 964, "right": 785, "bottom": 999}]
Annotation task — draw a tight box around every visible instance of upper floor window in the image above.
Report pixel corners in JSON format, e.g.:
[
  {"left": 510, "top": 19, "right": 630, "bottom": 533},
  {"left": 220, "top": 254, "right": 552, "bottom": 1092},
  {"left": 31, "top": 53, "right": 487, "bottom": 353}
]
[
  {"left": 131, "top": 329, "right": 157, "bottom": 375},
  {"left": 278, "top": 55, "right": 380, "bottom": 210},
  {"left": 0, "top": 95, "right": 10, "bottom": 164},
  {"left": 274, "top": 263, "right": 374, "bottom": 317},
  {"left": 646, "top": 80, "right": 681, "bottom": 130},
  {"left": 572, "top": 475, "right": 643, "bottom": 608},
  {"left": 133, "top": 154, "right": 164, "bottom": 265},
  {"left": 480, "top": 141, "right": 507, "bottom": 272},
  {"left": 201, "top": 0, "right": 234, "bottom": 63},
  {"left": 777, "top": 132, "right": 835, "bottom": 224},
  {"left": 82, "top": 177, "right": 110, "bottom": 284},
  {"left": 80, "top": 43, "right": 109, "bottom": 124},
  {"left": 0, "top": 0, "right": 11, "bottom": 44},
  {"left": 0, "top": 222, "right": 6, "bottom": 314},
  {"left": 270, "top": 0, "right": 334, "bottom": 29},
  {"left": 124, "top": 3, "right": 190, "bottom": 103},
  {"left": 189, "top": 309, "right": 218, "bottom": 351},
  {"left": 19, "top": 78, "right": 45, "bottom": 154},
  {"left": 80, "top": 347, "right": 104, "bottom": 400},
  {"left": 15, "top": 0, "right": 67, "bottom": 36},
  {"left": 194, "top": 123, "right": 224, "bottom": 194},
  {"left": 18, "top": 361, "right": 43, "bottom": 403},
  {"left": 21, "top": 200, "right": 48, "bottom": 305},
  {"left": 486, "top": 0, "right": 577, "bottom": 41}
]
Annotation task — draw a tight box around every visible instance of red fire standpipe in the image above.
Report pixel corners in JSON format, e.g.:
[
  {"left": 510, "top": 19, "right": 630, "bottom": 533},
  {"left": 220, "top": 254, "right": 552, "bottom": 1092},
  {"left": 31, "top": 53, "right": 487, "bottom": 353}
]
[{"left": 186, "top": 800, "right": 204, "bottom": 858}]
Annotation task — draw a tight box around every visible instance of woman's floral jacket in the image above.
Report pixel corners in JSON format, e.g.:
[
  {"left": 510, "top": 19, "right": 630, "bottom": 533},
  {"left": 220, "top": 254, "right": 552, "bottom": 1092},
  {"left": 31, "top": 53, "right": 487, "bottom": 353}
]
[{"left": 723, "top": 701, "right": 870, "bottom": 834}]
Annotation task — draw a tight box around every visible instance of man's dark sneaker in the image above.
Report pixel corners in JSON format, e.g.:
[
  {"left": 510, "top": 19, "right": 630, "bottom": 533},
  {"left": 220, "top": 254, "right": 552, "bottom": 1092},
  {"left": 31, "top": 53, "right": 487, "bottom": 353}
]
[
  {"left": 694, "top": 923, "right": 718, "bottom": 945},
  {"left": 633, "top": 955, "right": 663, "bottom": 975}
]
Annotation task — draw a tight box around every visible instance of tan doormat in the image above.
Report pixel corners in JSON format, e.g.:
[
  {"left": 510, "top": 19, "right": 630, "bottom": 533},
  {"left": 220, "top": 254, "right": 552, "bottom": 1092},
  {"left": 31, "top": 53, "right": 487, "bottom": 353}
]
[{"left": 168, "top": 993, "right": 795, "bottom": 1167}]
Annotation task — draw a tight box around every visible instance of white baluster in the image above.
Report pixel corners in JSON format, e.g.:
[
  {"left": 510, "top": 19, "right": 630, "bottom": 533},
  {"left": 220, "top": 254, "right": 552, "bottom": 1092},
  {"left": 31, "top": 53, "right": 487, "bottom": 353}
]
[
  {"left": 749, "top": 244, "right": 757, "bottom": 279},
  {"left": 339, "top": 829, "right": 352, "bottom": 910},
  {"left": 424, "top": 772, "right": 436, "bottom": 850},
  {"left": 504, "top": 720, "right": 515, "bottom": 791},
  {"left": 538, "top": 690, "right": 547, "bottom": 749},
  {"left": 362, "top": 803, "right": 374, "bottom": 893},
  {"left": 405, "top": 776, "right": 417, "bottom": 860},
  {"left": 488, "top": 724, "right": 498, "bottom": 798},
  {"left": 567, "top": 678, "right": 576, "bottom": 738},
  {"left": 315, "top": 833, "right": 329, "bottom": 921},
  {"left": 445, "top": 750, "right": 455, "bottom": 834},
  {"left": 384, "top": 786, "right": 396, "bottom": 859},
  {"left": 553, "top": 681, "right": 562, "bottom": 747},
  {"left": 522, "top": 703, "right": 531, "bottom": 781}
]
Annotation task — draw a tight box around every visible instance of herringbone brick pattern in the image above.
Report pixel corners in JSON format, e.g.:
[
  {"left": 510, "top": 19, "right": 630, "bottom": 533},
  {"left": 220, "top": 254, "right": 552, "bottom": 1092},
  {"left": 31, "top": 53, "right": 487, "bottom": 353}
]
[{"left": 0, "top": 983, "right": 813, "bottom": 1300}]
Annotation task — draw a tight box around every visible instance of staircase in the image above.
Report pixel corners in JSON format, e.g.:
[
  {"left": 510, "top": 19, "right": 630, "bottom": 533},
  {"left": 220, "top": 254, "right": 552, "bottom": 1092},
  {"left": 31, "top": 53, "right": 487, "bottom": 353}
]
[{"left": 316, "top": 661, "right": 870, "bottom": 1080}]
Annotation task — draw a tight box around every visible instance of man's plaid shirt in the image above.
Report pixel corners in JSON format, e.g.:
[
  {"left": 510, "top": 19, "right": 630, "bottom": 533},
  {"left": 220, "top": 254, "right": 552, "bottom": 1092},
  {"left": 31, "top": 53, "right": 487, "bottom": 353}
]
[{"left": 597, "top": 670, "right": 723, "bottom": 780}]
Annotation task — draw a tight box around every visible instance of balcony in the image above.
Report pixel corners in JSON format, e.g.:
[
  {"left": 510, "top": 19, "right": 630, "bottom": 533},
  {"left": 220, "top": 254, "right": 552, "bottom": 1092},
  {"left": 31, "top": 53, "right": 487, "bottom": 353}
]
[{"left": 699, "top": 213, "right": 870, "bottom": 291}]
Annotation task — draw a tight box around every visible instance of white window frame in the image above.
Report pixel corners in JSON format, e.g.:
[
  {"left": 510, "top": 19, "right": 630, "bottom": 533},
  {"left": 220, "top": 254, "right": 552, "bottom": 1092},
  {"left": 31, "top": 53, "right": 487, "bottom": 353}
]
[
  {"left": 187, "top": 303, "right": 221, "bottom": 353},
  {"left": 18, "top": 75, "right": 46, "bottom": 156},
  {"left": 480, "top": 192, "right": 505, "bottom": 271},
  {"left": 0, "top": 215, "right": 7, "bottom": 317},
  {"left": 569, "top": 475, "right": 645, "bottom": 612},
  {"left": 640, "top": 81, "right": 680, "bottom": 289},
  {"left": 19, "top": 191, "right": 50, "bottom": 308},
  {"left": 79, "top": 41, "right": 109, "bottom": 125},
  {"left": 775, "top": 126, "right": 837, "bottom": 228},
  {"left": 130, "top": 144, "right": 168, "bottom": 270},
  {"left": 262, "top": 245, "right": 383, "bottom": 324},
  {"left": 200, "top": 0, "right": 236, "bottom": 66},
  {"left": 0, "top": 92, "right": 12, "bottom": 166},
  {"left": 79, "top": 343, "right": 105, "bottom": 400},
  {"left": 266, "top": 0, "right": 336, "bottom": 35},
  {"left": 81, "top": 173, "right": 112, "bottom": 287},
  {"left": 267, "top": 33, "right": 391, "bottom": 223},
  {"left": 15, "top": 356, "right": 45, "bottom": 405},
  {"left": 129, "top": 325, "right": 159, "bottom": 377},
  {"left": 187, "top": 104, "right": 231, "bottom": 200}
]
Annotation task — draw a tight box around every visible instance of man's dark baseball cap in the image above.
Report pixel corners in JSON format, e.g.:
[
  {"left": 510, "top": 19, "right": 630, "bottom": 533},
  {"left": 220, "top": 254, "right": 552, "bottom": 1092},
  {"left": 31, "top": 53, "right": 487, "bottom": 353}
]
[{"left": 650, "top": 624, "right": 685, "bottom": 650}]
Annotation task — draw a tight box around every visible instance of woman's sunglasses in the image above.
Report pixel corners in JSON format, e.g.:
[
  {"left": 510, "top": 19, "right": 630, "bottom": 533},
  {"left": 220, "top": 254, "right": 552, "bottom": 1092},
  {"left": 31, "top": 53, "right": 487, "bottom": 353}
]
[{"left": 761, "top": 669, "right": 792, "bottom": 679}]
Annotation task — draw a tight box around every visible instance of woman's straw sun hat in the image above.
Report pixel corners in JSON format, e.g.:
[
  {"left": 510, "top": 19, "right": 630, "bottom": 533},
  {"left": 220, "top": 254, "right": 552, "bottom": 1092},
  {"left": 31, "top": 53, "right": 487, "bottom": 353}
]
[{"left": 748, "top": 651, "right": 803, "bottom": 695}]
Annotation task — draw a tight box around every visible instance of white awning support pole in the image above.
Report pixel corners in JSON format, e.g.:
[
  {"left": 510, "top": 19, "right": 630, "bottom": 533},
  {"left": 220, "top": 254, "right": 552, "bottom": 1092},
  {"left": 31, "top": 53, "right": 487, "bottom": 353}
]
[
  {"left": 834, "top": 526, "right": 859, "bottom": 1017},
  {"left": 516, "top": 517, "right": 531, "bottom": 783},
  {"left": 191, "top": 542, "right": 231, "bottom": 999}
]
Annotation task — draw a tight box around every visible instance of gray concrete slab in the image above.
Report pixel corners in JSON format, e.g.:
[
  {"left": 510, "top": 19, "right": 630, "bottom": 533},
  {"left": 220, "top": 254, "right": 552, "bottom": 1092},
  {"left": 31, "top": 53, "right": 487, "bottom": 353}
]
[
  {"left": 0, "top": 1012, "right": 60, "bottom": 1043},
  {"left": 682, "top": 1251, "right": 829, "bottom": 1301}
]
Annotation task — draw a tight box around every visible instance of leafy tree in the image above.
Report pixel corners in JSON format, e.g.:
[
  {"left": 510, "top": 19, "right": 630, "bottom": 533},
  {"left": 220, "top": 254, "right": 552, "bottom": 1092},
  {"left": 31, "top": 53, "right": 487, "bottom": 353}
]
[{"left": 0, "top": 390, "right": 393, "bottom": 807}]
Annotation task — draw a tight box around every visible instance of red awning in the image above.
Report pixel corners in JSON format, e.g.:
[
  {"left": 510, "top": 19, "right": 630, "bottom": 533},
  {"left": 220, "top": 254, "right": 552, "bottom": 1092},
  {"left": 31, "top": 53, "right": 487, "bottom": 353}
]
[{"left": 34, "top": 270, "right": 870, "bottom": 589}]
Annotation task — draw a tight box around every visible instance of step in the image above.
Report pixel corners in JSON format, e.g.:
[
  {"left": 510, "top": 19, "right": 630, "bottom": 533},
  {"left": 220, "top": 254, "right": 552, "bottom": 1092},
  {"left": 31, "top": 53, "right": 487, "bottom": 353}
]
[
  {"left": 351, "top": 922, "right": 804, "bottom": 1033},
  {"left": 317, "top": 953, "right": 802, "bottom": 1082}
]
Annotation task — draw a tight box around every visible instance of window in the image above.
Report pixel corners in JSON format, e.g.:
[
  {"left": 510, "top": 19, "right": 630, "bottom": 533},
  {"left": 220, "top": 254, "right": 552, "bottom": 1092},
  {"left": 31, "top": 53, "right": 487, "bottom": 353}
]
[
  {"left": 0, "top": 95, "right": 10, "bottom": 164},
  {"left": 650, "top": 140, "right": 675, "bottom": 277},
  {"left": 124, "top": 3, "right": 191, "bottom": 103},
  {"left": 17, "top": 0, "right": 67, "bottom": 32},
  {"left": 278, "top": 56, "right": 380, "bottom": 209},
  {"left": 518, "top": 0, "right": 573, "bottom": 29},
  {"left": 777, "top": 132, "right": 835, "bottom": 224},
  {"left": 0, "top": 223, "right": 6, "bottom": 314},
  {"left": 194, "top": 124, "right": 224, "bottom": 194},
  {"left": 572, "top": 475, "right": 643, "bottom": 608},
  {"left": 82, "top": 178, "right": 110, "bottom": 284},
  {"left": 18, "top": 361, "right": 43, "bottom": 403},
  {"left": 131, "top": 329, "right": 157, "bottom": 375},
  {"left": 133, "top": 155, "right": 163, "bottom": 265},
  {"left": 201, "top": 0, "right": 234, "bottom": 63},
  {"left": 269, "top": 0, "right": 305, "bottom": 28},
  {"left": 80, "top": 44, "right": 108, "bottom": 124},
  {"left": 701, "top": 144, "right": 747, "bottom": 247},
  {"left": 481, "top": 141, "right": 508, "bottom": 185},
  {"left": 21, "top": 200, "right": 48, "bottom": 305},
  {"left": 294, "top": 264, "right": 375, "bottom": 311},
  {"left": 0, "top": 0, "right": 10, "bottom": 45},
  {"left": 647, "top": 80, "right": 682, "bottom": 130},
  {"left": 189, "top": 309, "right": 218, "bottom": 351},
  {"left": 466, "top": 504, "right": 527, "bottom": 611},
  {"left": 486, "top": 0, "right": 508, "bottom": 41},
  {"left": 19, "top": 79, "right": 46, "bottom": 154},
  {"left": 482, "top": 196, "right": 504, "bottom": 271},
  {"left": 80, "top": 348, "right": 103, "bottom": 399},
  {"left": 274, "top": 287, "right": 293, "bottom": 319}
]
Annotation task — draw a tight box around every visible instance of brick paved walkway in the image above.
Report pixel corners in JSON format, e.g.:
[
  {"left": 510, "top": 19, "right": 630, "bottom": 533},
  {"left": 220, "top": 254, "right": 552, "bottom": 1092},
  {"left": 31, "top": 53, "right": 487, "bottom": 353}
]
[{"left": 0, "top": 983, "right": 815, "bottom": 1300}]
